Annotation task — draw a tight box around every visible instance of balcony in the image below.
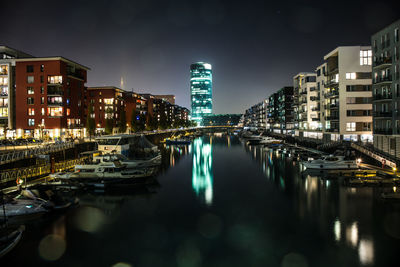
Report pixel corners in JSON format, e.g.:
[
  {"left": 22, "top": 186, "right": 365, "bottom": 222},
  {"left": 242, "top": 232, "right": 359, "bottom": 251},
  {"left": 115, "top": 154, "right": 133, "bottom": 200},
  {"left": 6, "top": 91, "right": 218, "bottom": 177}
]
[
  {"left": 311, "top": 117, "right": 320, "bottom": 121},
  {"left": 373, "top": 93, "right": 392, "bottom": 101},
  {"left": 47, "top": 101, "right": 63, "bottom": 106},
  {"left": 47, "top": 86, "right": 64, "bottom": 96},
  {"left": 373, "top": 56, "right": 392, "bottom": 69},
  {"left": 326, "top": 128, "right": 339, "bottom": 132},
  {"left": 373, "top": 111, "right": 392, "bottom": 118},
  {"left": 326, "top": 116, "right": 339, "bottom": 120},
  {"left": 324, "top": 90, "right": 339, "bottom": 98},
  {"left": 374, "top": 128, "right": 392, "bottom": 135},
  {"left": 310, "top": 87, "right": 317, "bottom": 92},
  {"left": 300, "top": 90, "right": 307, "bottom": 95},
  {"left": 67, "top": 71, "right": 85, "bottom": 81},
  {"left": 374, "top": 75, "right": 392, "bottom": 84},
  {"left": 311, "top": 106, "right": 320, "bottom": 111},
  {"left": 310, "top": 96, "right": 320, "bottom": 101},
  {"left": 325, "top": 103, "right": 339, "bottom": 109}
]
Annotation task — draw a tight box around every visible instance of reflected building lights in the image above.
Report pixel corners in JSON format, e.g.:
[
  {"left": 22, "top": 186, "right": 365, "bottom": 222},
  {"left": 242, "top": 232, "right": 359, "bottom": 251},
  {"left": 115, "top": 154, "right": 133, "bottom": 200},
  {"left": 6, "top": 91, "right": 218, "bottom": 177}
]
[
  {"left": 192, "top": 138, "right": 213, "bottom": 206},
  {"left": 334, "top": 219, "right": 341, "bottom": 242},
  {"left": 358, "top": 238, "right": 374, "bottom": 265},
  {"left": 346, "top": 222, "right": 359, "bottom": 248}
]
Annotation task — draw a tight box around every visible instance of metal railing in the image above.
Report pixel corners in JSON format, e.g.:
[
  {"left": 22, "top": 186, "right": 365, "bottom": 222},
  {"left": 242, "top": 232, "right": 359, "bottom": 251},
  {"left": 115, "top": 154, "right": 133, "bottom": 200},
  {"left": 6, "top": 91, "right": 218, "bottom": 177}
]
[{"left": 0, "top": 142, "right": 75, "bottom": 165}]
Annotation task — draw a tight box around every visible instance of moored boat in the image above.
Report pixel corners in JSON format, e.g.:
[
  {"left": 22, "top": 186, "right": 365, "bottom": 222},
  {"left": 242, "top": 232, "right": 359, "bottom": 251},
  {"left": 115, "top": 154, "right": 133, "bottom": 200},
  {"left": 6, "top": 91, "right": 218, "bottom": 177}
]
[
  {"left": 302, "top": 155, "right": 359, "bottom": 170},
  {"left": 0, "top": 225, "right": 25, "bottom": 258}
]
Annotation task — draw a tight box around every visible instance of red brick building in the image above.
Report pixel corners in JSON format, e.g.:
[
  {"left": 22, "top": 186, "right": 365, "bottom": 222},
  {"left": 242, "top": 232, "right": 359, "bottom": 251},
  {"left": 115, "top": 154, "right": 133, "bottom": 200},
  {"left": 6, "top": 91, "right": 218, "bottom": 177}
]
[
  {"left": 86, "top": 86, "right": 124, "bottom": 134},
  {"left": 15, "top": 57, "right": 89, "bottom": 138}
]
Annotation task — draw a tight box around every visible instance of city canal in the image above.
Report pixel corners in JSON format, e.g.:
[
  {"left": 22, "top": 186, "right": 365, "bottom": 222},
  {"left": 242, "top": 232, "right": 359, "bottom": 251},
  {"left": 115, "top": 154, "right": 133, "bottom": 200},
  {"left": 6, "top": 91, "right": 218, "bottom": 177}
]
[{"left": 2, "top": 135, "right": 400, "bottom": 267}]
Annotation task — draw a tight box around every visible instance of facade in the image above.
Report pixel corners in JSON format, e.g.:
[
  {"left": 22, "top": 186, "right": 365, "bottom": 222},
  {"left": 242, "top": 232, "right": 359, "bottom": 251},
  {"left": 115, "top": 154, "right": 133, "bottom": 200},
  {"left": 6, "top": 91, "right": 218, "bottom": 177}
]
[
  {"left": 15, "top": 57, "right": 89, "bottom": 138},
  {"left": 267, "top": 93, "right": 279, "bottom": 133},
  {"left": 323, "top": 46, "right": 373, "bottom": 142},
  {"left": 371, "top": 19, "right": 400, "bottom": 157},
  {"left": 190, "top": 62, "right": 212, "bottom": 125},
  {"left": 244, "top": 100, "right": 267, "bottom": 130},
  {"left": 316, "top": 63, "right": 327, "bottom": 136},
  {"left": 276, "top": 86, "right": 294, "bottom": 134},
  {"left": 202, "top": 114, "right": 241, "bottom": 126},
  {"left": 87, "top": 86, "right": 125, "bottom": 133},
  {"left": 293, "top": 73, "right": 321, "bottom": 138},
  {"left": 0, "top": 46, "right": 33, "bottom": 137}
]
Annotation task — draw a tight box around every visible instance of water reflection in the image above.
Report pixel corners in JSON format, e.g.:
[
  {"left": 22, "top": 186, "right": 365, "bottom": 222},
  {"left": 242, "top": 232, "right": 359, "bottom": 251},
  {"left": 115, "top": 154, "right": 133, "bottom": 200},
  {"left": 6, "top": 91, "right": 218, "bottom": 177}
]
[
  {"left": 192, "top": 137, "right": 213, "bottom": 206},
  {"left": 244, "top": 143, "right": 380, "bottom": 266}
]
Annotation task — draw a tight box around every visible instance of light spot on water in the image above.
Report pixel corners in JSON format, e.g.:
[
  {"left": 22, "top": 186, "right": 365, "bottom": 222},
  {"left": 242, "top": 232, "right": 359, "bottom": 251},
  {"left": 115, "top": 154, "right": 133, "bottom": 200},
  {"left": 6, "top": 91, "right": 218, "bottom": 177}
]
[
  {"left": 73, "top": 206, "right": 107, "bottom": 233},
  {"left": 38, "top": 234, "right": 66, "bottom": 261},
  {"left": 358, "top": 238, "right": 374, "bottom": 265}
]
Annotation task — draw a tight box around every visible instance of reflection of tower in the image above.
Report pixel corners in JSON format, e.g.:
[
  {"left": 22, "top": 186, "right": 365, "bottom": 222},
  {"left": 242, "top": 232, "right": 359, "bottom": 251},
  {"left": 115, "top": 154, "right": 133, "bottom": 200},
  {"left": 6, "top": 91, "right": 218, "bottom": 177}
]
[{"left": 192, "top": 138, "right": 213, "bottom": 206}]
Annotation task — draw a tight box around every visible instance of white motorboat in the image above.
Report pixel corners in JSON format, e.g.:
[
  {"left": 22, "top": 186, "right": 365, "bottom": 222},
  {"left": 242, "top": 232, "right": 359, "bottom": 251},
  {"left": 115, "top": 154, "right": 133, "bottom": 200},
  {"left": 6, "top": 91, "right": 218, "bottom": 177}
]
[
  {"left": 93, "top": 153, "right": 161, "bottom": 168},
  {"left": 259, "top": 137, "right": 282, "bottom": 145},
  {"left": 302, "top": 155, "right": 359, "bottom": 170},
  {"left": 70, "top": 160, "right": 156, "bottom": 184}
]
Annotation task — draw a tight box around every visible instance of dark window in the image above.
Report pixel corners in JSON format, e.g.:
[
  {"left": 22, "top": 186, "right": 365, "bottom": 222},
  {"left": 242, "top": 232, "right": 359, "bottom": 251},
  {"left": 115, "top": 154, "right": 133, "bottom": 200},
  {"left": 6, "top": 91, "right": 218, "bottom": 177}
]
[
  {"left": 26, "top": 65, "right": 34, "bottom": 73},
  {"left": 40, "top": 86, "right": 44, "bottom": 94},
  {"left": 390, "top": 138, "right": 396, "bottom": 150},
  {"left": 40, "top": 75, "right": 44, "bottom": 83},
  {"left": 27, "top": 97, "right": 34, "bottom": 105},
  {"left": 356, "top": 72, "right": 372, "bottom": 79},
  {"left": 40, "top": 65, "right": 44, "bottom": 72}
]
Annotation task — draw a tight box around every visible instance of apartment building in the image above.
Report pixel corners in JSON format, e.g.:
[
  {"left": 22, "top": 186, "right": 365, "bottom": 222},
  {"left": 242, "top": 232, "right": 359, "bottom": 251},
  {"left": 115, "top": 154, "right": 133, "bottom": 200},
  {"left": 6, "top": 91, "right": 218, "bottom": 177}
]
[
  {"left": 244, "top": 100, "right": 267, "bottom": 130},
  {"left": 0, "top": 46, "right": 33, "bottom": 137},
  {"left": 267, "top": 93, "right": 279, "bottom": 133},
  {"left": 15, "top": 57, "right": 89, "bottom": 138},
  {"left": 316, "top": 63, "right": 327, "bottom": 137},
  {"left": 322, "top": 46, "right": 373, "bottom": 142},
  {"left": 86, "top": 86, "right": 124, "bottom": 134},
  {"left": 293, "top": 73, "right": 321, "bottom": 139},
  {"left": 371, "top": 19, "right": 400, "bottom": 157},
  {"left": 276, "top": 86, "right": 294, "bottom": 134}
]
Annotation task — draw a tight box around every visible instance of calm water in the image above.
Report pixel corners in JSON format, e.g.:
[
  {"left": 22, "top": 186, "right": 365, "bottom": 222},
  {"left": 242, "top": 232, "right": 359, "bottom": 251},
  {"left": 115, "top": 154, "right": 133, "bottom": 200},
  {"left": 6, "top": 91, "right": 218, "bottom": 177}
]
[{"left": 2, "top": 136, "right": 400, "bottom": 267}]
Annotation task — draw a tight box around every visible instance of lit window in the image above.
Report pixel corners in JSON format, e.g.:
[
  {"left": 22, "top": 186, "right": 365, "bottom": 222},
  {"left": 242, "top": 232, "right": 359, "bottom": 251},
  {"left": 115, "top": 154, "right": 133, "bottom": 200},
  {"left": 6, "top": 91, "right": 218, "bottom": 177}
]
[
  {"left": 28, "top": 108, "right": 35, "bottom": 116},
  {"left": 360, "top": 50, "right": 372, "bottom": 66},
  {"left": 41, "top": 108, "right": 45, "bottom": 115},
  {"left": 346, "top": 122, "right": 356, "bottom": 132},
  {"left": 47, "top": 75, "right": 63, "bottom": 84},
  {"left": 47, "top": 107, "right": 63, "bottom": 117},
  {"left": 346, "top": 73, "right": 356, "bottom": 80},
  {"left": 27, "top": 76, "right": 34, "bottom": 83},
  {"left": 28, "top": 118, "right": 35, "bottom": 126},
  {"left": 27, "top": 87, "right": 34, "bottom": 94},
  {"left": 66, "top": 108, "right": 70, "bottom": 116}
]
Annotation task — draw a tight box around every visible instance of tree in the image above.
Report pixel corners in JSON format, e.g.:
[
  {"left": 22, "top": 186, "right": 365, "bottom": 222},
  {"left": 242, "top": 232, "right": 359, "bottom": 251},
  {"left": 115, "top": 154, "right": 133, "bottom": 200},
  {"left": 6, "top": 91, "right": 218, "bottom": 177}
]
[
  {"left": 119, "top": 109, "right": 127, "bottom": 133},
  {"left": 146, "top": 114, "right": 158, "bottom": 131},
  {"left": 131, "top": 109, "right": 138, "bottom": 132},
  {"left": 86, "top": 103, "right": 96, "bottom": 139},
  {"left": 105, "top": 108, "right": 114, "bottom": 135}
]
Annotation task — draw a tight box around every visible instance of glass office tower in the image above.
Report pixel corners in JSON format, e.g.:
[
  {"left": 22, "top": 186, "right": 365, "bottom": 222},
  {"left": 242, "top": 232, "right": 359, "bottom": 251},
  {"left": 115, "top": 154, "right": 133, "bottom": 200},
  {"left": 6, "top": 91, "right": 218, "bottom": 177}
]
[{"left": 190, "top": 62, "right": 212, "bottom": 125}]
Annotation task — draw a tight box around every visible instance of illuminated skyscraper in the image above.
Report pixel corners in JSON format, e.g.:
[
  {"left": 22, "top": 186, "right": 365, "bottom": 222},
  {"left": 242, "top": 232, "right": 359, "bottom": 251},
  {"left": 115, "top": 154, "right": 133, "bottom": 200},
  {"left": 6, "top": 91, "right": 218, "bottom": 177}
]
[{"left": 190, "top": 62, "right": 212, "bottom": 125}]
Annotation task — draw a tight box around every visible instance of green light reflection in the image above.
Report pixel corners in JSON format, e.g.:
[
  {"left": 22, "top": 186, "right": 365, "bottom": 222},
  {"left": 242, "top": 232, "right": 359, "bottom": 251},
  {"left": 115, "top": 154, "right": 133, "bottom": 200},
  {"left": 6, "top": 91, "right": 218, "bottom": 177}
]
[{"left": 192, "top": 138, "right": 213, "bottom": 206}]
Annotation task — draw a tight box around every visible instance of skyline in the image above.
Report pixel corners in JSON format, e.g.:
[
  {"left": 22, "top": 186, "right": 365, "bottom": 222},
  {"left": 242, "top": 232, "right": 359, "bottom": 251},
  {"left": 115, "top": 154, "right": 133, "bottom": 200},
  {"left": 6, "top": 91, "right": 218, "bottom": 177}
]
[{"left": 2, "top": 0, "right": 399, "bottom": 114}]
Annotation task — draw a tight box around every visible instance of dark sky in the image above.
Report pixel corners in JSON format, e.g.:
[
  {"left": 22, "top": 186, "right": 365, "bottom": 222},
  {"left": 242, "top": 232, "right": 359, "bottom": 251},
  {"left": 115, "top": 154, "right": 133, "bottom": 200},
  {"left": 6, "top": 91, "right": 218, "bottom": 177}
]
[{"left": 2, "top": 0, "right": 399, "bottom": 114}]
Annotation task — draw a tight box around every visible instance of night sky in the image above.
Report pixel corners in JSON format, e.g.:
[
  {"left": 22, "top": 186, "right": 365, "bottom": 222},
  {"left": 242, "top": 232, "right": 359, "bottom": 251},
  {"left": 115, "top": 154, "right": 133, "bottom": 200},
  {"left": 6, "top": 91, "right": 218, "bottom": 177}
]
[{"left": 2, "top": 0, "right": 399, "bottom": 114}]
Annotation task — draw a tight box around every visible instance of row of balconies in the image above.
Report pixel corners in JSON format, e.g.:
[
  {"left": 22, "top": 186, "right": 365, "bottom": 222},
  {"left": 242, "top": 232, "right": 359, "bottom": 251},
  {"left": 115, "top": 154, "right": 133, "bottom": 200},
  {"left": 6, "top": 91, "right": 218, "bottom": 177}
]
[
  {"left": 373, "top": 111, "right": 392, "bottom": 118},
  {"left": 373, "top": 75, "right": 392, "bottom": 84}
]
